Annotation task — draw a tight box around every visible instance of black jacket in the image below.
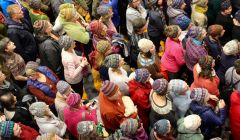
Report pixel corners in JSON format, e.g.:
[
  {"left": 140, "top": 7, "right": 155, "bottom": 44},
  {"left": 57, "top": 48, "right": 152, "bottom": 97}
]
[
  {"left": 232, "top": 25, "right": 240, "bottom": 41},
  {"left": 6, "top": 18, "right": 37, "bottom": 62}
]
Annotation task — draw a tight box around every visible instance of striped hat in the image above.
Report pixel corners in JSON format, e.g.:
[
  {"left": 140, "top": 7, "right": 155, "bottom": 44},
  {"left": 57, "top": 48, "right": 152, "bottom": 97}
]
[
  {"left": 56, "top": 80, "right": 71, "bottom": 95},
  {"left": 152, "top": 79, "right": 169, "bottom": 96},
  {"left": 104, "top": 54, "right": 121, "bottom": 68},
  {"left": 169, "top": 79, "right": 186, "bottom": 93},
  {"left": 101, "top": 80, "right": 119, "bottom": 97},
  {"left": 0, "top": 121, "right": 14, "bottom": 138},
  {"left": 187, "top": 26, "right": 205, "bottom": 40},
  {"left": 29, "top": 102, "right": 48, "bottom": 117},
  {"left": 172, "top": 0, "right": 184, "bottom": 8},
  {"left": 135, "top": 68, "right": 150, "bottom": 83},
  {"left": 96, "top": 40, "right": 111, "bottom": 54},
  {"left": 120, "top": 118, "right": 138, "bottom": 135},
  {"left": 154, "top": 119, "right": 170, "bottom": 136},
  {"left": 66, "top": 93, "right": 81, "bottom": 107},
  {"left": 190, "top": 88, "right": 209, "bottom": 103}
]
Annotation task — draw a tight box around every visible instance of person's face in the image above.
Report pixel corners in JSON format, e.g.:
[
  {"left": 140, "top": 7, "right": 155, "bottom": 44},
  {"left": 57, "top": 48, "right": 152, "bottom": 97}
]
[
  {"left": 182, "top": 82, "right": 189, "bottom": 93},
  {"left": 5, "top": 41, "right": 16, "bottom": 53},
  {"left": 12, "top": 7, "right": 24, "bottom": 20},
  {"left": 13, "top": 123, "right": 22, "bottom": 138},
  {"left": 119, "top": 57, "right": 125, "bottom": 67},
  {"left": 220, "top": 29, "right": 225, "bottom": 37},
  {"left": 200, "top": 29, "right": 207, "bottom": 40},
  {"left": 132, "top": 0, "right": 141, "bottom": 8},
  {"left": 63, "top": 87, "right": 72, "bottom": 98},
  {"left": 108, "top": 89, "right": 122, "bottom": 101},
  {"left": 157, "top": 0, "right": 163, "bottom": 6},
  {"left": 44, "top": 105, "right": 52, "bottom": 116},
  {"left": 224, "top": 6, "right": 232, "bottom": 15},
  {"left": 211, "top": 59, "right": 215, "bottom": 68},
  {"left": 0, "top": 71, "right": 6, "bottom": 82},
  {"left": 180, "top": 2, "right": 186, "bottom": 10},
  {"left": 150, "top": 45, "right": 156, "bottom": 54}
]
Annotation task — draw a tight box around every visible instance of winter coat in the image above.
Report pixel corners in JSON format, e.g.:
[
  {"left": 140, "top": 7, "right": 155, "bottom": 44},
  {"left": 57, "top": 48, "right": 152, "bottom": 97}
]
[
  {"left": 184, "top": 38, "right": 208, "bottom": 71},
  {"left": 177, "top": 118, "right": 204, "bottom": 140},
  {"left": 18, "top": 123, "right": 40, "bottom": 140},
  {"left": 215, "top": 13, "right": 233, "bottom": 45},
  {"left": 206, "top": 0, "right": 221, "bottom": 25},
  {"left": 232, "top": 25, "right": 240, "bottom": 41},
  {"left": 191, "top": 5, "right": 208, "bottom": 28},
  {"left": 36, "top": 36, "right": 62, "bottom": 74},
  {"left": 63, "top": 105, "right": 97, "bottom": 138},
  {"left": 216, "top": 53, "right": 239, "bottom": 84},
  {"left": 54, "top": 92, "right": 67, "bottom": 121},
  {"left": 128, "top": 80, "right": 152, "bottom": 130},
  {"left": 191, "top": 64, "right": 220, "bottom": 107},
  {"left": 167, "top": 6, "right": 186, "bottom": 25},
  {"left": 161, "top": 38, "right": 185, "bottom": 73},
  {"left": 123, "top": 125, "right": 148, "bottom": 140},
  {"left": 6, "top": 18, "right": 37, "bottom": 62},
  {"left": 230, "top": 90, "right": 240, "bottom": 140},
  {"left": 225, "top": 67, "right": 240, "bottom": 89},
  {"left": 190, "top": 101, "right": 226, "bottom": 139}
]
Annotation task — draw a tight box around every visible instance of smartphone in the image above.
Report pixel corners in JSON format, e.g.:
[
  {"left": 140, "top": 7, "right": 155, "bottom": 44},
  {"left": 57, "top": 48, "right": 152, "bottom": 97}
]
[{"left": 90, "top": 100, "right": 98, "bottom": 109}]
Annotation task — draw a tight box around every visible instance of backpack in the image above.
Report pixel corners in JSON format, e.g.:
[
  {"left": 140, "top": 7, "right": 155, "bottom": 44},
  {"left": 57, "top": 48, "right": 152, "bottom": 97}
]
[{"left": 220, "top": 68, "right": 240, "bottom": 108}]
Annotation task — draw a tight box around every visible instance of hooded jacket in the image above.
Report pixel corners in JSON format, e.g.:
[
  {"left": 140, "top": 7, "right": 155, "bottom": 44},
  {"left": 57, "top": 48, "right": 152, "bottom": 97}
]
[
  {"left": 177, "top": 118, "right": 204, "bottom": 140},
  {"left": 230, "top": 90, "right": 240, "bottom": 140}
]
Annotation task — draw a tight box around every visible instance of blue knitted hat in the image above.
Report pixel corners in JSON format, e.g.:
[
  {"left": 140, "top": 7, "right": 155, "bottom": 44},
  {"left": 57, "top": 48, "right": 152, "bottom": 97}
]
[
  {"left": 0, "top": 121, "right": 14, "bottom": 138},
  {"left": 135, "top": 68, "right": 150, "bottom": 83},
  {"left": 154, "top": 119, "right": 170, "bottom": 136},
  {"left": 176, "top": 15, "right": 191, "bottom": 30}
]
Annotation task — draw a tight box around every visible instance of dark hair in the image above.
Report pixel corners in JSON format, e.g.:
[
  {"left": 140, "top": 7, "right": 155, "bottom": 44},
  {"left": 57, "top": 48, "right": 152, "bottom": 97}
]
[
  {"left": 0, "top": 37, "right": 10, "bottom": 53},
  {"left": 0, "top": 90, "right": 15, "bottom": 110},
  {"left": 132, "top": 18, "right": 146, "bottom": 33},
  {"left": 198, "top": 56, "right": 214, "bottom": 80},
  {"left": 234, "top": 59, "right": 240, "bottom": 69}
]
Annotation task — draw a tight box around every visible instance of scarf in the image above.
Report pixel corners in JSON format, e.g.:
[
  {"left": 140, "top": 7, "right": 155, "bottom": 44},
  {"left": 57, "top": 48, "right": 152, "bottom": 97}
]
[{"left": 195, "top": 5, "right": 208, "bottom": 14}]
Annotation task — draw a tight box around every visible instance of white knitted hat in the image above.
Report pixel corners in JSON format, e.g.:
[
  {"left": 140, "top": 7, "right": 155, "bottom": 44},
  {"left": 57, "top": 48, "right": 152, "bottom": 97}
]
[
  {"left": 183, "top": 114, "right": 201, "bottom": 131},
  {"left": 138, "top": 38, "right": 155, "bottom": 53},
  {"left": 223, "top": 40, "right": 240, "bottom": 55}
]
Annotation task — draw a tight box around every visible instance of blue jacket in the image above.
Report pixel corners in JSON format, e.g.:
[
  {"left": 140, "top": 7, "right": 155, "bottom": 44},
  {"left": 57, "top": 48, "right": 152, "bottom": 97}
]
[{"left": 190, "top": 101, "right": 226, "bottom": 138}]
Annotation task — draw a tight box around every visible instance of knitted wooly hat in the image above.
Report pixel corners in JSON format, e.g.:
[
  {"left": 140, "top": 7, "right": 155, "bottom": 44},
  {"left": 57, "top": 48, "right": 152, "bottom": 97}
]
[
  {"left": 183, "top": 114, "right": 201, "bottom": 131},
  {"left": 190, "top": 88, "right": 209, "bottom": 103},
  {"left": 33, "top": 20, "right": 50, "bottom": 34},
  {"left": 75, "top": 0, "right": 89, "bottom": 11},
  {"left": 104, "top": 54, "right": 121, "bottom": 68},
  {"left": 66, "top": 93, "right": 81, "bottom": 107},
  {"left": 96, "top": 40, "right": 111, "bottom": 54},
  {"left": 221, "top": 0, "right": 231, "bottom": 11},
  {"left": 187, "top": 26, "right": 205, "bottom": 40},
  {"left": 135, "top": 68, "right": 150, "bottom": 83},
  {"left": 176, "top": 15, "right": 191, "bottom": 30},
  {"left": 168, "top": 79, "right": 186, "bottom": 93},
  {"left": 164, "top": 25, "right": 180, "bottom": 38},
  {"left": 120, "top": 118, "right": 139, "bottom": 135},
  {"left": 152, "top": 79, "right": 169, "bottom": 96},
  {"left": 0, "top": 121, "right": 14, "bottom": 138},
  {"left": 77, "top": 121, "right": 95, "bottom": 136},
  {"left": 235, "top": 10, "right": 240, "bottom": 22},
  {"left": 57, "top": 80, "right": 71, "bottom": 95},
  {"left": 29, "top": 0, "right": 42, "bottom": 10},
  {"left": 97, "top": 5, "right": 111, "bottom": 17},
  {"left": 138, "top": 38, "right": 155, "bottom": 53},
  {"left": 89, "top": 20, "right": 105, "bottom": 36},
  {"left": 154, "top": 119, "right": 170, "bottom": 136},
  {"left": 207, "top": 24, "right": 224, "bottom": 38},
  {"left": 59, "top": 35, "right": 74, "bottom": 51},
  {"left": 223, "top": 40, "right": 240, "bottom": 55},
  {"left": 29, "top": 102, "right": 48, "bottom": 117},
  {"left": 172, "top": 0, "right": 184, "bottom": 8},
  {"left": 101, "top": 80, "right": 119, "bottom": 97}
]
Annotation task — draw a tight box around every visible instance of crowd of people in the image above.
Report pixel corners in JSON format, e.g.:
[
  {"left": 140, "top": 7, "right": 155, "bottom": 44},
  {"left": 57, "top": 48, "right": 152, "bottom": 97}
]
[{"left": 0, "top": 0, "right": 239, "bottom": 139}]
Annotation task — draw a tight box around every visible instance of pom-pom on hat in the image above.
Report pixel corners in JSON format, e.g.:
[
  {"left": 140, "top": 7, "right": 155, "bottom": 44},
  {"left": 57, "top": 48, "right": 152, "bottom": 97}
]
[
  {"left": 100, "top": 80, "right": 119, "bottom": 97},
  {"left": 152, "top": 79, "right": 169, "bottom": 96}
]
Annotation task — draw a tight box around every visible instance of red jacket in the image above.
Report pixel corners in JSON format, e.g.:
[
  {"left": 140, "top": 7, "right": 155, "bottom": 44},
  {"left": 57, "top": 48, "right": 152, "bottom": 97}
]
[
  {"left": 19, "top": 123, "right": 39, "bottom": 140},
  {"left": 230, "top": 90, "right": 240, "bottom": 140},
  {"left": 128, "top": 80, "right": 152, "bottom": 130}
]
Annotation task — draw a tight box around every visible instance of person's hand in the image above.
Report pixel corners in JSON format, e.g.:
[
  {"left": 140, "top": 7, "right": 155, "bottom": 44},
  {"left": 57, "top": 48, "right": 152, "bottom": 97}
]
[
  {"left": 218, "top": 99, "right": 226, "bottom": 109},
  {"left": 81, "top": 57, "right": 88, "bottom": 66},
  {"left": 209, "top": 95, "right": 219, "bottom": 102}
]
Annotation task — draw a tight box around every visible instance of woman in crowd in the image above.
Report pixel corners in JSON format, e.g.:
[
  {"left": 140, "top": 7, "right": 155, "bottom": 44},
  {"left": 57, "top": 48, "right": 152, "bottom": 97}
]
[
  {"left": 191, "top": 0, "right": 208, "bottom": 28},
  {"left": 167, "top": 0, "right": 187, "bottom": 25}
]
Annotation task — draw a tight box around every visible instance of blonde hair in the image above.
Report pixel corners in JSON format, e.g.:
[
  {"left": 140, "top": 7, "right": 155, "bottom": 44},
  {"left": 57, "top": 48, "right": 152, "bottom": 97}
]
[
  {"left": 7, "top": 4, "right": 20, "bottom": 18},
  {"left": 111, "top": 67, "right": 122, "bottom": 74},
  {"left": 26, "top": 69, "right": 37, "bottom": 77}
]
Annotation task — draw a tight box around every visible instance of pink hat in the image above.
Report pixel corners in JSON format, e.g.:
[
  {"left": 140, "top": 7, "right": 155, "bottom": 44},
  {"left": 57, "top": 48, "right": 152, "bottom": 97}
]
[{"left": 66, "top": 93, "right": 81, "bottom": 107}]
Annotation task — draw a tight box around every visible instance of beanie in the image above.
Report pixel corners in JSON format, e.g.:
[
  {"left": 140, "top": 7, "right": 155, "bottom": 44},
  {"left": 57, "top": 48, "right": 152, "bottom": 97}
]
[
  {"left": 57, "top": 80, "right": 71, "bottom": 95},
  {"left": 96, "top": 40, "right": 111, "bottom": 54},
  {"left": 176, "top": 15, "right": 191, "bottom": 30},
  {"left": 29, "top": 102, "right": 48, "bottom": 117},
  {"left": 135, "top": 68, "right": 150, "bottom": 83},
  {"left": 154, "top": 119, "right": 170, "bottom": 136},
  {"left": 168, "top": 79, "right": 186, "bottom": 93},
  {"left": 66, "top": 93, "right": 81, "bottom": 107},
  {"left": 235, "top": 10, "right": 240, "bottom": 22},
  {"left": 207, "top": 24, "right": 224, "bottom": 38},
  {"left": 190, "top": 88, "right": 209, "bottom": 103},
  {"left": 183, "top": 114, "right": 201, "bottom": 131},
  {"left": 152, "top": 79, "right": 168, "bottom": 96},
  {"left": 29, "top": 0, "right": 42, "bottom": 10},
  {"left": 223, "top": 40, "right": 240, "bottom": 55},
  {"left": 101, "top": 80, "right": 119, "bottom": 97},
  {"left": 97, "top": 5, "right": 111, "bottom": 17},
  {"left": 104, "top": 54, "right": 121, "bottom": 68},
  {"left": 89, "top": 20, "right": 105, "bottom": 36},
  {"left": 172, "top": 0, "right": 184, "bottom": 8},
  {"left": 77, "top": 121, "right": 95, "bottom": 136},
  {"left": 25, "top": 61, "right": 39, "bottom": 72},
  {"left": 0, "top": 121, "right": 14, "bottom": 138},
  {"left": 221, "top": 0, "right": 231, "bottom": 11},
  {"left": 33, "top": 20, "right": 51, "bottom": 34},
  {"left": 164, "top": 25, "right": 180, "bottom": 38},
  {"left": 59, "top": 35, "right": 74, "bottom": 51},
  {"left": 187, "top": 26, "right": 205, "bottom": 39},
  {"left": 138, "top": 38, "right": 155, "bottom": 53},
  {"left": 75, "top": 0, "right": 89, "bottom": 11},
  {"left": 120, "top": 118, "right": 139, "bottom": 135}
]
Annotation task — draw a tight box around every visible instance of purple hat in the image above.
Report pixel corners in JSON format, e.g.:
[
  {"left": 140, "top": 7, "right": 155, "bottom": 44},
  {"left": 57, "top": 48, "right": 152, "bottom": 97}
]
[
  {"left": 187, "top": 26, "right": 205, "bottom": 39},
  {"left": 101, "top": 80, "right": 119, "bottom": 97},
  {"left": 190, "top": 88, "right": 209, "bottom": 103},
  {"left": 176, "top": 15, "right": 191, "bottom": 30},
  {"left": 135, "top": 68, "right": 150, "bottom": 83},
  {"left": 152, "top": 79, "right": 168, "bottom": 96}
]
